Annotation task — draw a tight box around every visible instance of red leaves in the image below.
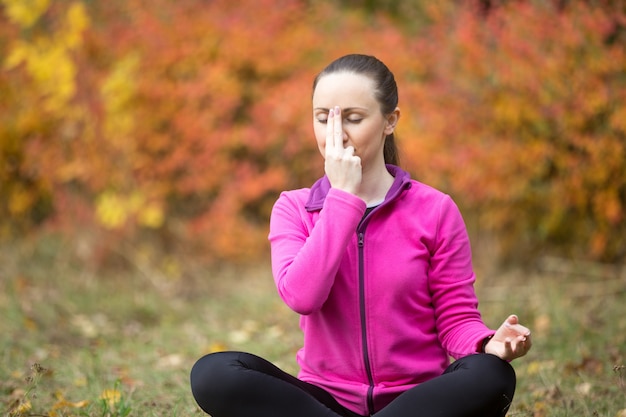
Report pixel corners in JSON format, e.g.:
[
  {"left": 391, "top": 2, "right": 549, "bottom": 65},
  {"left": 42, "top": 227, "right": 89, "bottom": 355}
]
[
  {"left": 1, "top": 0, "right": 624, "bottom": 264},
  {"left": 403, "top": 1, "right": 626, "bottom": 262}
]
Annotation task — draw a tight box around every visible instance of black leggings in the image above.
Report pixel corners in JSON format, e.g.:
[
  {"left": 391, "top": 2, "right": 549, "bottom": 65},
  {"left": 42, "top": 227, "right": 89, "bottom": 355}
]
[{"left": 190, "top": 351, "right": 516, "bottom": 417}]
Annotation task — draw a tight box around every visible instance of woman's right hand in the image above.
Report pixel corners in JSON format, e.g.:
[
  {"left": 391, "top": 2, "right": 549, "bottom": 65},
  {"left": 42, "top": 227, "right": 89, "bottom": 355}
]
[
  {"left": 324, "top": 106, "right": 362, "bottom": 195},
  {"left": 485, "top": 315, "right": 532, "bottom": 361}
]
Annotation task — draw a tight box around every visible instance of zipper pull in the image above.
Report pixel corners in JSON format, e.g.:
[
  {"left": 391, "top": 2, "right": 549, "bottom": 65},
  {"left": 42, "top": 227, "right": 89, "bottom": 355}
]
[{"left": 358, "top": 232, "right": 364, "bottom": 247}]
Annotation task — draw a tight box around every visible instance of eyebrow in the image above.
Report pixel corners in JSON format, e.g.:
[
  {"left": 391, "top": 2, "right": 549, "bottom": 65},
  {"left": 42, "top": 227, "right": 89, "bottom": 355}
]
[{"left": 313, "top": 107, "right": 368, "bottom": 112}]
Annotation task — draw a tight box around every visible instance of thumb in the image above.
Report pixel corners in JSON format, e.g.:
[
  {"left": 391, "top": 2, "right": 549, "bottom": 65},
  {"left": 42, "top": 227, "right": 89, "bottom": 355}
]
[{"left": 506, "top": 314, "right": 519, "bottom": 326}]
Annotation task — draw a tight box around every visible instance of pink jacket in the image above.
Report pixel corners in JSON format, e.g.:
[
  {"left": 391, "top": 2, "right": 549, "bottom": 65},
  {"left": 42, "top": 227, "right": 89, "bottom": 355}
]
[{"left": 268, "top": 166, "right": 494, "bottom": 415}]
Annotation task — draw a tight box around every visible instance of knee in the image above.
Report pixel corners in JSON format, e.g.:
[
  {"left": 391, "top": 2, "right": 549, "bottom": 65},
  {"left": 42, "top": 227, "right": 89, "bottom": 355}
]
[
  {"left": 456, "top": 354, "right": 517, "bottom": 392},
  {"left": 464, "top": 354, "right": 517, "bottom": 416},
  {"left": 190, "top": 351, "right": 241, "bottom": 408},
  {"left": 476, "top": 353, "right": 516, "bottom": 385},
  {"left": 480, "top": 354, "right": 517, "bottom": 406},
  {"left": 477, "top": 352, "right": 515, "bottom": 370},
  {"left": 481, "top": 355, "right": 517, "bottom": 416},
  {"left": 190, "top": 352, "right": 219, "bottom": 400}
]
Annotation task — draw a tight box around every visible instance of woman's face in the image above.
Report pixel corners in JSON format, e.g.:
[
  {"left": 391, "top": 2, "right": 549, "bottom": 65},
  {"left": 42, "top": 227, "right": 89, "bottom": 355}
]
[{"left": 312, "top": 72, "right": 397, "bottom": 168}]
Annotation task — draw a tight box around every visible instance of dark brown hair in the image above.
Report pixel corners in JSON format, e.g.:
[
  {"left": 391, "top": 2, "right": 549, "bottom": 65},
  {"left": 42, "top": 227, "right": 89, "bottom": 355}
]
[{"left": 313, "top": 54, "right": 400, "bottom": 166}]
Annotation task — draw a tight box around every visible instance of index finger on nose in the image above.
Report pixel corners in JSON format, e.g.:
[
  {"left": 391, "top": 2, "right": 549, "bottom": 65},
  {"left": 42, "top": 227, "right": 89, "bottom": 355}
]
[
  {"left": 333, "top": 106, "right": 343, "bottom": 150},
  {"left": 325, "top": 108, "right": 334, "bottom": 155}
]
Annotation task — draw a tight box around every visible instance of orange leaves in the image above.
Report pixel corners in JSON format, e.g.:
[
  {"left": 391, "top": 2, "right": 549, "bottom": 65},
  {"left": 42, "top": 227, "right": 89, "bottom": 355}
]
[
  {"left": 403, "top": 1, "right": 626, "bottom": 262},
  {"left": 1, "top": 0, "right": 624, "bottom": 263},
  {"left": 75, "top": 0, "right": 412, "bottom": 262}
]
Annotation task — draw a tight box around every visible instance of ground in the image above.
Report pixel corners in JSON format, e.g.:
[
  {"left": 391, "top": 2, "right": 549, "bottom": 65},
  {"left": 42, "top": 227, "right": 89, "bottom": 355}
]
[{"left": 1, "top": 240, "right": 625, "bottom": 416}]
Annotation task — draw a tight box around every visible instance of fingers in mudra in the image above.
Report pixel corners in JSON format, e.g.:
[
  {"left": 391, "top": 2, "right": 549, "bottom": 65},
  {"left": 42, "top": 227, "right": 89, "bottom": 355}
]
[{"left": 324, "top": 106, "right": 362, "bottom": 193}]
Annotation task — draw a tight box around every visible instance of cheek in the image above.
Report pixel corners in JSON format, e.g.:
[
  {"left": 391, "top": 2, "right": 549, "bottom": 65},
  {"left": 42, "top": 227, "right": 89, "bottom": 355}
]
[
  {"left": 317, "top": 141, "right": 325, "bottom": 157},
  {"left": 313, "top": 124, "right": 326, "bottom": 154}
]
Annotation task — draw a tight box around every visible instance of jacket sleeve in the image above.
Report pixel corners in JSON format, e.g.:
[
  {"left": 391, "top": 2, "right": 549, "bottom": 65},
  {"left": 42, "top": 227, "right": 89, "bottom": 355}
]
[
  {"left": 268, "top": 188, "right": 365, "bottom": 315},
  {"left": 427, "top": 195, "right": 495, "bottom": 358}
]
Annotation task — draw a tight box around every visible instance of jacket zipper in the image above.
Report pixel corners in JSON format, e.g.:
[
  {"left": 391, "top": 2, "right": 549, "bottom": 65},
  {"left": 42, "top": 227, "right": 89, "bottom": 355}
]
[
  {"left": 355, "top": 183, "right": 410, "bottom": 415},
  {"left": 358, "top": 231, "right": 375, "bottom": 415}
]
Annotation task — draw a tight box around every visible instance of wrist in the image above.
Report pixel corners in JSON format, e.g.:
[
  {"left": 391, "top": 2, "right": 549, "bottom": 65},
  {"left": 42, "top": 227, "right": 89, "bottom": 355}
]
[{"left": 480, "top": 335, "right": 494, "bottom": 353}]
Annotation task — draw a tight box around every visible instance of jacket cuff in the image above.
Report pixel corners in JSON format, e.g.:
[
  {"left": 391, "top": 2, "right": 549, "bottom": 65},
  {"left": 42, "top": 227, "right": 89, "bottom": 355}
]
[{"left": 478, "top": 334, "right": 495, "bottom": 353}]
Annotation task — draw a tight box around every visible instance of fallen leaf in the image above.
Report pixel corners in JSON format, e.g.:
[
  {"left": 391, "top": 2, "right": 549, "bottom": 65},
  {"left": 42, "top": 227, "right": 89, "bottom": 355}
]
[
  {"left": 100, "top": 389, "right": 121, "bottom": 407},
  {"left": 207, "top": 341, "right": 228, "bottom": 353},
  {"left": 229, "top": 329, "right": 251, "bottom": 344},
  {"left": 575, "top": 382, "right": 592, "bottom": 396},
  {"left": 533, "top": 401, "right": 547, "bottom": 417},
  {"left": 566, "top": 356, "right": 604, "bottom": 375},
  {"left": 51, "top": 392, "right": 90, "bottom": 411},
  {"left": 73, "top": 376, "right": 87, "bottom": 387},
  {"left": 10, "top": 400, "right": 32, "bottom": 416},
  {"left": 525, "top": 360, "right": 555, "bottom": 376},
  {"left": 157, "top": 353, "right": 184, "bottom": 369}
]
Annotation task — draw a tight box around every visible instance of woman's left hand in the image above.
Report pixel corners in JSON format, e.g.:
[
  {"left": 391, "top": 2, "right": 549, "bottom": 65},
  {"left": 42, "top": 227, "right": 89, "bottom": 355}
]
[{"left": 485, "top": 314, "right": 532, "bottom": 361}]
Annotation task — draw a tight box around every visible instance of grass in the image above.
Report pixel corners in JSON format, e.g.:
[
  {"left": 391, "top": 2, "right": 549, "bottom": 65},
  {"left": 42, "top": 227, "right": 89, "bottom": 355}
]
[{"left": 1, "top": 237, "right": 625, "bottom": 416}]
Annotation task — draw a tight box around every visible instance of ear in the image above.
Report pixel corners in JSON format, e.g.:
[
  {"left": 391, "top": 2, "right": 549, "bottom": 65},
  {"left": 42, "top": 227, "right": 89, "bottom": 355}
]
[{"left": 384, "top": 107, "right": 401, "bottom": 135}]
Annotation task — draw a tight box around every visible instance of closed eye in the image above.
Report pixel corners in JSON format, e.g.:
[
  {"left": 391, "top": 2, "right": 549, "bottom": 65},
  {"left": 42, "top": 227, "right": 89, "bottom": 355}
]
[{"left": 316, "top": 117, "right": 362, "bottom": 124}]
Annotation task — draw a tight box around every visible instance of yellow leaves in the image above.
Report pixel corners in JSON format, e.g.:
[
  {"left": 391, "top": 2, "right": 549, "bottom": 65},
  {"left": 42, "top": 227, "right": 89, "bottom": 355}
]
[
  {"left": 63, "top": 2, "right": 90, "bottom": 48},
  {"left": 532, "top": 400, "right": 549, "bottom": 417},
  {"left": 7, "top": 364, "right": 48, "bottom": 416},
  {"left": 4, "top": 39, "right": 77, "bottom": 112},
  {"left": 138, "top": 203, "right": 165, "bottom": 229},
  {"left": 95, "top": 192, "right": 128, "bottom": 229},
  {"left": 7, "top": 186, "right": 35, "bottom": 215},
  {"left": 95, "top": 191, "right": 164, "bottom": 229},
  {"left": 1, "top": 0, "right": 50, "bottom": 28},
  {"left": 23, "top": 316, "right": 38, "bottom": 331},
  {"left": 49, "top": 392, "right": 89, "bottom": 417},
  {"left": 525, "top": 360, "right": 556, "bottom": 377},
  {"left": 99, "top": 388, "right": 122, "bottom": 407},
  {"left": 99, "top": 385, "right": 132, "bottom": 415},
  {"left": 101, "top": 54, "right": 140, "bottom": 142},
  {"left": 3, "top": 2, "right": 90, "bottom": 112},
  {"left": 4, "top": 41, "right": 28, "bottom": 70},
  {"left": 8, "top": 399, "right": 32, "bottom": 416},
  {"left": 2, "top": 0, "right": 624, "bottom": 264},
  {"left": 6, "top": 360, "right": 133, "bottom": 416},
  {"left": 528, "top": 383, "right": 562, "bottom": 417},
  {"left": 526, "top": 361, "right": 543, "bottom": 376},
  {"left": 207, "top": 341, "right": 229, "bottom": 353}
]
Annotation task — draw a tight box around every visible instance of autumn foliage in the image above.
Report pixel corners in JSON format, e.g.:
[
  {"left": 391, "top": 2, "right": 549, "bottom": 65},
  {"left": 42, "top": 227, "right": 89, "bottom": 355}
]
[
  {"left": 401, "top": 1, "right": 626, "bottom": 262},
  {"left": 1, "top": 0, "right": 625, "bottom": 266}
]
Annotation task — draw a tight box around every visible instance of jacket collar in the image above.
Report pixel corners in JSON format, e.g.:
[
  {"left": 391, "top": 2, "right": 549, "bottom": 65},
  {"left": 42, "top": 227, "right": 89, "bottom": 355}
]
[{"left": 305, "top": 165, "right": 412, "bottom": 211}]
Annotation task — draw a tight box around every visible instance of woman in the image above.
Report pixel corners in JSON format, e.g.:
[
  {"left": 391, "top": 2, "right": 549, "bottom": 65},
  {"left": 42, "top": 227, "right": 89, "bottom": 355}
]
[{"left": 190, "top": 54, "right": 532, "bottom": 417}]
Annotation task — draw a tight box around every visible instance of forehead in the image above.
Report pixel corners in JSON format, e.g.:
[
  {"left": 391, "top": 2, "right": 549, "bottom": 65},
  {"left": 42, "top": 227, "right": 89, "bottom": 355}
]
[{"left": 312, "top": 72, "right": 378, "bottom": 109}]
